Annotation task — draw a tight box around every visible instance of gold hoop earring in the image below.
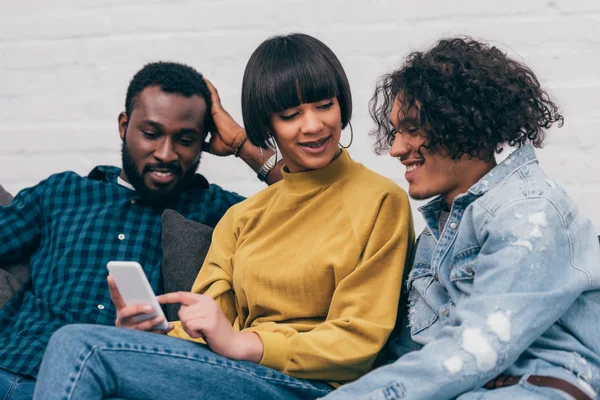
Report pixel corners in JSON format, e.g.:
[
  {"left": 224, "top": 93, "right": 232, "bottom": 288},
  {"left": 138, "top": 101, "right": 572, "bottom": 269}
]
[{"left": 339, "top": 121, "right": 354, "bottom": 149}]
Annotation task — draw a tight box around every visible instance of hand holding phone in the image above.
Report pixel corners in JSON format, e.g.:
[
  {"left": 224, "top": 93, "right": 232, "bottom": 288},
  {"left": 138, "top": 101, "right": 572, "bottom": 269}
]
[{"left": 107, "top": 261, "right": 170, "bottom": 332}]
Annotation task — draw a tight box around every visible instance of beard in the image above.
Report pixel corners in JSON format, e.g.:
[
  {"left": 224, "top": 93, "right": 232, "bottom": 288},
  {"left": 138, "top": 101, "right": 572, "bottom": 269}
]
[{"left": 121, "top": 137, "right": 200, "bottom": 207}]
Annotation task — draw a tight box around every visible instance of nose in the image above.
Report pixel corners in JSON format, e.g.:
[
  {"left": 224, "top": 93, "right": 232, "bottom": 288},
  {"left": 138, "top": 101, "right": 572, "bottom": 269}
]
[
  {"left": 153, "top": 137, "right": 178, "bottom": 164},
  {"left": 389, "top": 133, "right": 411, "bottom": 159},
  {"left": 300, "top": 110, "right": 324, "bottom": 135}
]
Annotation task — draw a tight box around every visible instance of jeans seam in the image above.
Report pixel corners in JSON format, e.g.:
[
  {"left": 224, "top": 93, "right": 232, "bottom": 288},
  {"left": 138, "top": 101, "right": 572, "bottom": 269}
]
[
  {"left": 3, "top": 375, "right": 20, "bottom": 400},
  {"left": 88, "top": 345, "right": 331, "bottom": 394},
  {"left": 65, "top": 344, "right": 103, "bottom": 400}
]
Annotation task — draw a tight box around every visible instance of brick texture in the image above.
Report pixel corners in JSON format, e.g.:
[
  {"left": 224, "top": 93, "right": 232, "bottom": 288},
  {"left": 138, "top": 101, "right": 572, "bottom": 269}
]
[{"left": 1, "top": 0, "right": 598, "bottom": 233}]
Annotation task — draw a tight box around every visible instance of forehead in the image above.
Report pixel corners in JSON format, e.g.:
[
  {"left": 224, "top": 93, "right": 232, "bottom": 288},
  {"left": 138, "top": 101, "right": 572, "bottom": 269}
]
[{"left": 131, "top": 86, "right": 207, "bottom": 129}]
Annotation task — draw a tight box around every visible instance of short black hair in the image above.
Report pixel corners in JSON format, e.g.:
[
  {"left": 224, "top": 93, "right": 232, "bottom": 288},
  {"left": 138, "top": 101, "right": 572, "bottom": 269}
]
[
  {"left": 241, "top": 33, "right": 352, "bottom": 149},
  {"left": 370, "top": 37, "right": 564, "bottom": 161},
  {"left": 125, "top": 61, "right": 212, "bottom": 131}
]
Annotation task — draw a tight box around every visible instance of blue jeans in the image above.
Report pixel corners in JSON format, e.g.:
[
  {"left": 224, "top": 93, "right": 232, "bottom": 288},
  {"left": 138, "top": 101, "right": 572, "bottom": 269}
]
[
  {"left": 34, "top": 324, "right": 334, "bottom": 400},
  {"left": 0, "top": 368, "right": 35, "bottom": 400}
]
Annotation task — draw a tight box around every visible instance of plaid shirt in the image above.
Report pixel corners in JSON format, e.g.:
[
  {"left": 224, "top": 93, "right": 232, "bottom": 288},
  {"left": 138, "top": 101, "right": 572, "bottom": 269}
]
[{"left": 0, "top": 166, "right": 244, "bottom": 377}]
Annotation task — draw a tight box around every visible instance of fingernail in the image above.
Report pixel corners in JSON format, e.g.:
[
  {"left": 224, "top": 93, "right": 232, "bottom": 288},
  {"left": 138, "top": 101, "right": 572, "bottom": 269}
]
[{"left": 143, "top": 305, "right": 153, "bottom": 312}]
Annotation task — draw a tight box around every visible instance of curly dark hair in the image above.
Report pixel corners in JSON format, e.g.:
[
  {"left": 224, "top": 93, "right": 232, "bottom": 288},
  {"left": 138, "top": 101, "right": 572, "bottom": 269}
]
[
  {"left": 370, "top": 37, "right": 564, "bottom": 160},
  {"left": 125, "top": 61, "right": 212, "bottom": 130}
]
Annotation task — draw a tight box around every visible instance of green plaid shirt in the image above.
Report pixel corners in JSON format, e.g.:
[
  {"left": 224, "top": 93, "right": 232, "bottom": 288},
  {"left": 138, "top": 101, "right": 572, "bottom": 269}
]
[{"left": 0, "top": 166, "right": 244, "bottom": 377}]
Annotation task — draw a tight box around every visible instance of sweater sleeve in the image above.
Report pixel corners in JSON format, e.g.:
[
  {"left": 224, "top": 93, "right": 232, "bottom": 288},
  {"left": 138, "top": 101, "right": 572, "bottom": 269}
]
[
  {"left": 167, "top": 207, "right": 238, "bottom": 341},
  {"left": 255, "top": 191, "right": 414, "bottom": 382}
]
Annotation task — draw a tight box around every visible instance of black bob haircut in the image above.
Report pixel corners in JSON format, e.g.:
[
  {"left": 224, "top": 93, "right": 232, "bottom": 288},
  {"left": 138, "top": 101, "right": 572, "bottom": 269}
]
[
  {"left": 125, "top": 61, "right": 212, "bottom": 132},
  {"left": 370, "top": 37, "right": 564, "bottom": 161},
  {"left": 241, "top": 33, "right": 352, "bottom": 149}
]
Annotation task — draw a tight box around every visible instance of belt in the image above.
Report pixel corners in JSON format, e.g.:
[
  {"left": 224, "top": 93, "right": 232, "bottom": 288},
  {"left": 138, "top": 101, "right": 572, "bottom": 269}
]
[{"left": 485, "top": 375, "right": 593, "bottom": 400}]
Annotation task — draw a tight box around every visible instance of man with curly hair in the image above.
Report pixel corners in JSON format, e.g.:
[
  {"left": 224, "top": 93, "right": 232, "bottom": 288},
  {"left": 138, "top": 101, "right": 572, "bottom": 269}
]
[
  {"left": 324, "top": 38, "right": 600, "bottom": 399},
  {"left": 0, "top": 61, "right": 282, "bottom": 399}
]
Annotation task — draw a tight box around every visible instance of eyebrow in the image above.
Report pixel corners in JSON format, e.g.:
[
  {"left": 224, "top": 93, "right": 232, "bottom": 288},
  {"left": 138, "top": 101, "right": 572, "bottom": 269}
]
[
  {"left": 177, "top": 128, "right": 202, "bottom": 135},
  {"left": 140, "top": 120, "right": 163, "bottom": 130}
]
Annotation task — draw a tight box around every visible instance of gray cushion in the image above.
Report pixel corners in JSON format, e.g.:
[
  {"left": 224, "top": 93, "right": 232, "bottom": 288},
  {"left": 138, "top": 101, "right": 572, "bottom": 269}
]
[
  {"left": 161, "top": 209, "right": 213, "bottom": 321},
  {"left": 0, "top": 184, "right": 12, "bottom": 205},
  {"left": 0, "top": 185, "right": 31, "bottom": 309}
]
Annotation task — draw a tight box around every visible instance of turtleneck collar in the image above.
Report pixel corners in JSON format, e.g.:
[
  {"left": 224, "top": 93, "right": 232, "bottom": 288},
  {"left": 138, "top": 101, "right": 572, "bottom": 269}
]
[{"left": 280, "top": 149, "right": 356, "bottom": 194}]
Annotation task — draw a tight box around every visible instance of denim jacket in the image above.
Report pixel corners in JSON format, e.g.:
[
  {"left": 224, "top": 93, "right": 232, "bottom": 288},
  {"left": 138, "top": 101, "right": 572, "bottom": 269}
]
[{"left": 323, "top": 144, "right": 600, "bottom": 399}]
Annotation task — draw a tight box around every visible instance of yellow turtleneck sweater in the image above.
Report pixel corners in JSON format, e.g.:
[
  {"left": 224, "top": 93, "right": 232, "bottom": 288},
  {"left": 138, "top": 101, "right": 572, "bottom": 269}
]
[{"left": 169, "top": 150, "right": 414, "bottom": 383}]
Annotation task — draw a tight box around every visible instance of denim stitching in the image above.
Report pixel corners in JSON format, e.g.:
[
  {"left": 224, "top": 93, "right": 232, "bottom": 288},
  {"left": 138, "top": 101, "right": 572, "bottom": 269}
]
[
  {"left": 3, "top": 374, "right": 19, "bottom": 400},
  {"left": 97, "top": 345, "right": 330, "bottom": 393},
  {"left": 63, "top": 344, "right": 106, "bottom": 400}
]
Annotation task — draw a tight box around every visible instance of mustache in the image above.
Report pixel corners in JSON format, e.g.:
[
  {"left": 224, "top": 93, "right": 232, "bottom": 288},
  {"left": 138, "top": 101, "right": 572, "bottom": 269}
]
[{"left": 143, "top": 163, "right": 182, "bottom": 175}]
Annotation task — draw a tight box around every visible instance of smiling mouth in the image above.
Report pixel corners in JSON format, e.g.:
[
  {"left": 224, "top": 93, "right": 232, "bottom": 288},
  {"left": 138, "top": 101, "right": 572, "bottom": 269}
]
[
  {"left": 299, "top": 136, "right": 330, "bottom": 148},
  {"left": 152, "top": 171, "right": 175, "bottom": 177},
  {"left": 147, "top": 169, "right": 179, "bottom": 185},
  {"left": 405, "top": 161, "right": 424, "bottom": 172}
]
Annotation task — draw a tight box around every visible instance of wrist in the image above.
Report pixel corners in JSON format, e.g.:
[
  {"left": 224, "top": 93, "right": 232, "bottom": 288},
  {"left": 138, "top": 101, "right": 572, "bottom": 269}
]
[
  {"left": 233, "top": 137, "right": 248, "bottom": 157},
  {"left": 234, "top": 331, "right": 264, "bottom": 363},
  {"left": 257, "top": 152, "right": 279, "bottom": 182},
  {"left": 238, "top": 141, "right": 274, "bottom": 171},
  {"left": 229, "top": 126, "right": 247, "bottom": 150}
]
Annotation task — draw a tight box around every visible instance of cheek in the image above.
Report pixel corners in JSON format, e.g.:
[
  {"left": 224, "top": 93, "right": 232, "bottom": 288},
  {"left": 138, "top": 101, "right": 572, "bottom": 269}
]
[
  {"left": 271, "top": 122, "right": 295, "bottom": 140},
  {"left": 327, "top": 110, "right": 342, "bottom": 129},
  {"left": 127, "top": 134, "right": 154, "bottom": 156},
  {"left": 271, "top": 126, "right": 299, "bottom": 151},
  {"left": 331, "top": 120, "right": 342, "bottom": 136},
  {"left": 415, "top": 161, "right": 440, "bottom": 187},
  {"left": 324, "top": 118, "right": 342, "bottom": 144},
  {"left": 179, "top": 147, "right": 202, "bottom": 167},
  {"left": 423, "top": 162, "right": 456, "bottom": 191}
]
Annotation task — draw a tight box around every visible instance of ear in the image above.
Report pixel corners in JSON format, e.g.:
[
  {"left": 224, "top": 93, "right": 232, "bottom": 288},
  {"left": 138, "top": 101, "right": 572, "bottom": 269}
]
[{"left": 118, "top": 112, "right": 128, "bottom": 141}]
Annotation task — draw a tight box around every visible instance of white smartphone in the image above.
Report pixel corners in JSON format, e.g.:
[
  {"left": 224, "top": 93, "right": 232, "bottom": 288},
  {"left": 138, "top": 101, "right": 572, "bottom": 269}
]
[{"left": 106, "top": 261, "right": 169, "bottom": 330}]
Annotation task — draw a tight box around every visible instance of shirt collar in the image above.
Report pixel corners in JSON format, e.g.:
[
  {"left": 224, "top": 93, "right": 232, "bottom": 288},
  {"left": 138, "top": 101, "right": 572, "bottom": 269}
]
[
  {"left": 117, "top": 176, "right": 135, "bottom": 190},
  {"left": 88, "top": 166, "right": 121, "bottom": 183},
  {"left": 87, "top": 166, "right": 210, "bottom": 190}
]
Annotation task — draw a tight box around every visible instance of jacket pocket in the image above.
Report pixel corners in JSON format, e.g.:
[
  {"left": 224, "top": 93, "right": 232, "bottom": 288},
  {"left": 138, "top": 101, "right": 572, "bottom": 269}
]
[{"left": 449, "top": 247, "right": 479, "bottom": 295}]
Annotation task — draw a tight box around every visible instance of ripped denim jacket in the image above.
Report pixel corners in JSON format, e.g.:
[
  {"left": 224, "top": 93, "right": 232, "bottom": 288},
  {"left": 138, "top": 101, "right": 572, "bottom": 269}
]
[{"left": 324, "top": 144, "right": 600, "bottom": 399}]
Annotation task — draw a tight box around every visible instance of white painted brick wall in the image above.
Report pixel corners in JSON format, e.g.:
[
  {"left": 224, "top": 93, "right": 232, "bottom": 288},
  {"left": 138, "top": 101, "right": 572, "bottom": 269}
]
[{"left": 1, "top": 0, "right": 599, "bottom": 234}]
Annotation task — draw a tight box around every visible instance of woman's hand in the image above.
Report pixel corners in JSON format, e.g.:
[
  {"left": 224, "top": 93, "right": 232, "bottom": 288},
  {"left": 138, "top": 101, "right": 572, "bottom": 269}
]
[
  {"left": 158, "top": 291, "right": 264, "bottom": 362},
  {"left": 202, "top": 78, "right": 247, "bottom": 157},
  {"left": 108, "top": 275, "right": 173, "bottom": 333}
]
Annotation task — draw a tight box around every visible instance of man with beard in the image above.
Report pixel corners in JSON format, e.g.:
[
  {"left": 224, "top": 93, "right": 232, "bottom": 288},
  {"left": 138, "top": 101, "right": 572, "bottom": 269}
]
[{"left": 0, "top": 61, "right": 282, "bottom": 399}]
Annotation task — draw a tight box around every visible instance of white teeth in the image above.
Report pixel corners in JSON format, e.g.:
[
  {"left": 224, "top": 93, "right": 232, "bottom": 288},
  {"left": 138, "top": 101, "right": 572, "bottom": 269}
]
[
  {"left": 406, "top": 164, "right": 422, "bottom": 172},
  {"left": 153, "top": 171, "right": 173, "bottom": 177},
  {"left": 302, "top": 137, "right": 327, "bottom": 148}
]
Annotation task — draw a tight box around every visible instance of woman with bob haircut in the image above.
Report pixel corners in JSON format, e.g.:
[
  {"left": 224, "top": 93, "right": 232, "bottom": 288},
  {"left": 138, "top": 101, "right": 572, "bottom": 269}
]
[{"left": 34, "top": 33, "right": 414, "bottom": 400}]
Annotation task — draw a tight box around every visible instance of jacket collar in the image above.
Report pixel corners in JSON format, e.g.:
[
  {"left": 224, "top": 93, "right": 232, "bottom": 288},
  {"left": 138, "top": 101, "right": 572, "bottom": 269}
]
[
  {"left": 467, "top": 143, "right": 538, "bottom": 197},
  {"left": 418, "top": 144, "right": 539, "bottom": 229}
]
